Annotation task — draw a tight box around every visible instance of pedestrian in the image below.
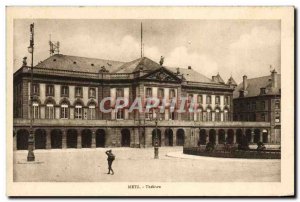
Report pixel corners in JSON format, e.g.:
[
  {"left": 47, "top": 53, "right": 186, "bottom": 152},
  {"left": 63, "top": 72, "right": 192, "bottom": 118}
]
[{"left": 105, "top": 149, "right": 115, "bottom": 175}]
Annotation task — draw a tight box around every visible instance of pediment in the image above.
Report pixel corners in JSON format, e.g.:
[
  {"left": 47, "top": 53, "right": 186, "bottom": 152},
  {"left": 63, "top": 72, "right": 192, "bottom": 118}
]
[{"left": 141, "top": 67, "right": 181, "bottom": 82}]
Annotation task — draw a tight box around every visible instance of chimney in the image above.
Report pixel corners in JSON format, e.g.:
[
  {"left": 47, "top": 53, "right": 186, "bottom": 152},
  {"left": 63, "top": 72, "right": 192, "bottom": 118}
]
[
  {"left": 271, "top": 69, "right": 278, "bottom": 88},
  {"left": 188, "top": 66, "right": 192, "bottom": 70},
  {"left": 243, "top": 75, "right": 247, "bottom": 91},
  {"left": 212, "top": 76, "right": 216, "bottom": 82}
]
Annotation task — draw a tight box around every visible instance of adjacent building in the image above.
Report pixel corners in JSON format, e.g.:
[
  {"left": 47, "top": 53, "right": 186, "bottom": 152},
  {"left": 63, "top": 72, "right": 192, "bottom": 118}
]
[
  {"left": 233, "top": 70, "right": 281, "bottom": 144},
  {"left": 13, "top": 54, "right": 272, "bottom": 150}
]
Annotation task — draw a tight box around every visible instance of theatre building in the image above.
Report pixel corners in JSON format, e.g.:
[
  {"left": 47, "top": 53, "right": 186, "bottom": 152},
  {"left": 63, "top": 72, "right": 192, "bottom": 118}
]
[
  {"left": 233, "top": 69, "right": 281, "bottom": 145},
  {"left": 13, "top": 54, "right": 271, "bottom": 150}
]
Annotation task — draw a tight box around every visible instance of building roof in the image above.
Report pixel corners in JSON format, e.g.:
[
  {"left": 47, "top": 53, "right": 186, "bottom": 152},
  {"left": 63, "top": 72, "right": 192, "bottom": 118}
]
[
  {"left": 166, "top": 67, "right": 214, "bottom": 83},
  {"left": 227, "top": 76, "right": 237, "bottom": 86},
  {"left": 233, "top": 74, "right": 281, "bottom": 98},
  {"left": 112, "top": 57, "right": 161, "bottom": 73},
  {"left": 31, "top": 54, "right": 230, "bottom": 86},
  {"left": 35, "top": 54, "right": 125, "bottom": 73},
  {"left": 212, "top": 73, "right": 225, "bottom": 84}
]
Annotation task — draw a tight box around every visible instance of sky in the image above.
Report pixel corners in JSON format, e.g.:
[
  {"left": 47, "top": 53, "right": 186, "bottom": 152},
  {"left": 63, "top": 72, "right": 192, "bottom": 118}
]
[{"left": 13, "top": 19, "right": 281, "bottom": 83}]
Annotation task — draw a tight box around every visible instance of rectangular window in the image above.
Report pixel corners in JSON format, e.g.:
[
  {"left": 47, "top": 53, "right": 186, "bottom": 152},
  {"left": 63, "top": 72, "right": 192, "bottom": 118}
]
[
  {"left": 197, "top": 95, "right": 202, "bottom": 104},
  {"left": 46, "top": 85, "right": 54, "bottom": 96},
  {"left": 169, "top": 89, "right": 175, "bottom": 99},
  {"left": 261, "top": 113, "right": 265, "bottom": 121},
  {"left": 260, "top": 88, "right": 266, "bottom": 94},
  {"left": 116, "top": 88, "right": 124, "bottom": 97},
  {"left": 146, "top": 88, "right": 152, "bottom": 97},
  {"left": 89, "top": 88, "right": 96, "bottom": 98},
  {"left": 275, "top": 112, "right": 280, "bottom": 123},
  {"left": 247, "top": 102, "right": 251, "bottom": 110},
  {"left": 252, "top": 102, "right": 256, "bottom": 110},
  {"left": 61, "top": 86, "right": 69, "bottom": 97},
  {"left": 275, "top": 100, "right": 280, "bottom": 109},
  {"left": 188, "top": 94, "right": 193, "bottom": 103},
  {"left": 32, "top": 83, "right": 39, "bottom": 95},
  {"left": 206, "top": 95, "right": 211, "bottom": 104},
  {"left": 224, "top": 96, "right": 228, "bottom": 105},
  {"left": 215, "top": 96, "right": 220, "bottom": 104},
  {"left": 158, "top": 88, "right": 164, "bottom": 98},
  {"left": 75, "top": 87, "right": 83, "bottom": 98},
  {"left": 261, "top": 101, "right": 265, "bottom": 110}
]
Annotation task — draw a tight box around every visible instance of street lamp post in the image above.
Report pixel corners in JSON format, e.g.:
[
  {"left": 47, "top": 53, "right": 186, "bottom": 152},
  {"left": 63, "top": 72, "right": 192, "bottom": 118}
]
[
  {"left": 27, "top": 23, "right": 35, "bottom": 162},
  {"left": 154, "top": 109, "right": 159, "bottom": 159}
]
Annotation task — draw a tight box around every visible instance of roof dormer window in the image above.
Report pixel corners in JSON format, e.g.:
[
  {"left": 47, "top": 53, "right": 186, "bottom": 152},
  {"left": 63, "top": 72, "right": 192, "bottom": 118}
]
[{"left": 260, "top": 88, "right": 266, "bottom": 95}]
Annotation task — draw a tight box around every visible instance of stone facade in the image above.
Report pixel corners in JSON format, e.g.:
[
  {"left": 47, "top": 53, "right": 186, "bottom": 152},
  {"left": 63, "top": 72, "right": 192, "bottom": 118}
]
[{"left": 13, "top": 54, "right": 274, "bottom": 150}]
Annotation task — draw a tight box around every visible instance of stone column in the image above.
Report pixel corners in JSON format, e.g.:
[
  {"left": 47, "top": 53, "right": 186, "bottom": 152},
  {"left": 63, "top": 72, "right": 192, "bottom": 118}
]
[
  {"left": 233, "top": 130, "right": 237, "bottom": 144},
  {"left": 215, "top": 133, "right": 219, "bottom": 145},
  {"left": 77, "top": 131, "right": 82, "bottom": 149},
  {"left": 205, "top": 129, "right": 209, "bottom": 143},
  {"left": 62, "top": 129, "right": 67, "bottom": 149},
  {"left": 224, "top": 132, "right": 228, "bottom": 144},
  {"left": 173, "top": 128, "right": 177, "bottom": 146},
  {"left": 251, "top": 129, "right": 254, "bottom": 143},
  {"left": 160, "top": 128, "right": 165, "bottom": 147},
  {"left": 260, "top": 130, "right": 263, "bottom": 142},
  {"left": 91, "top": 130, "right": 96, "bottom": 148},
  {"left": 46, "top": 129, "right": 51, "bottom": 149}
]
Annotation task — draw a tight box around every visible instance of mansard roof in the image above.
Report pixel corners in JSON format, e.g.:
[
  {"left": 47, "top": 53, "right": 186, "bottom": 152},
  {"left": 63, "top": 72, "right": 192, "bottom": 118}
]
[
  {"left": 166, "top": 67, "right": 214, "bottom": 83},
  {"left": 233, "top": 74, "right": 281, "bottom": 98},
  {"left": 20, "top": 54, "right": 230, "bottom": 90},
  {"left": 35, "top": 54, "right": 125, "bottom": 73}
]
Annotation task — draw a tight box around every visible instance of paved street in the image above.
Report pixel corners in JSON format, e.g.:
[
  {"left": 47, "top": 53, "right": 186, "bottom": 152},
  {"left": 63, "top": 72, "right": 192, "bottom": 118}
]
[{"left": 13, "top": 147, "right": 280, "bottom": 182}]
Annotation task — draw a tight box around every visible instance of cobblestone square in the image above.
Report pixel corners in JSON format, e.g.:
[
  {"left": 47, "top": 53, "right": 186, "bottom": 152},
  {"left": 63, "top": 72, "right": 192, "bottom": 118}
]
[{"left": 13, "top": 147, "right": 280, "bottom": 182}]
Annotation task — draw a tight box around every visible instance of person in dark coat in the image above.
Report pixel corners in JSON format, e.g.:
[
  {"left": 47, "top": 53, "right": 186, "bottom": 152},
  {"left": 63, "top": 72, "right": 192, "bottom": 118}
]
[{"left": 105, "top": 150, "right": 115, "bottom": 175}]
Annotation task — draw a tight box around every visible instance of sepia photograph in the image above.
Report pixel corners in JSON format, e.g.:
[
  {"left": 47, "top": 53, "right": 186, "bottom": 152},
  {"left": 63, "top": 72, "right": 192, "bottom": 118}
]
[{"left": 6, "top": 6, "right": 294, "bottom": 196}]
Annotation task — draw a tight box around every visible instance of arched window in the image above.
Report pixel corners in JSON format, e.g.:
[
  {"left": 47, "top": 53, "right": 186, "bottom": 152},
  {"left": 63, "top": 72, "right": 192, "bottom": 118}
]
[
  {"left": 32, "top": 101, "right": 39, "bottom": 119},
  {"left": 116, "top": 108, "right": 124, "bottom": 120},
  {"left": 45, "top": 102, "right": 55, "bottom": 119},
  {"left": 88, "top": 103, "right": 96, "bottom": 120},
  {"left": 60, "top": 102, "right": 69, "bottom": 119},
  {"left": 207, "top": 108, "right": 212, "bottom": 121},
  {"left": 224, "top": 109, "right": 229, "bottom": 121},
  {"left": 197, "top": 108, "right": 203, "bottom": 121},
  {"left": 215, "top": 108, "right": 220, "bottom": 121},
  {"left": 75, "top": 103, "right": 83, "bottom": 119}
]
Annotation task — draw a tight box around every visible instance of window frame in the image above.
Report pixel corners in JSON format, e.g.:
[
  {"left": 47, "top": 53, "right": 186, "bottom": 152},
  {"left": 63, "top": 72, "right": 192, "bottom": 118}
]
[
  {"left": 61, "top": 86, "right": 69, "bottom": 97},
  {"left": 46, "top": 84, "right": 55, "bottom": 97},
  {"left": 88, "top": 87, "right": 96, "bottom": 98},
  {"left": 75, "top": 86, "right": 83, "bottom": 98},
  {"left": 32, "top": 83, "right": 40, "bottom": 96}
]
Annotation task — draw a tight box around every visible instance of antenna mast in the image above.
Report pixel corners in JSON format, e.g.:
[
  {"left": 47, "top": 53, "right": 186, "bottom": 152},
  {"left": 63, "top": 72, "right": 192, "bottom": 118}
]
[
  {"left": 141, "top": 22, "right": 143, "bottom": 58},
  {"left": 49, "top": 34, "right": 60, "bottom": 56}
]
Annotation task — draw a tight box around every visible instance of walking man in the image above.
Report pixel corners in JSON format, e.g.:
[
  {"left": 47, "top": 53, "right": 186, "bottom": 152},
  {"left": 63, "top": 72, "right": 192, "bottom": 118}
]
[{"left": 105, "top": 150, "right": 115, "bottom": 175}]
